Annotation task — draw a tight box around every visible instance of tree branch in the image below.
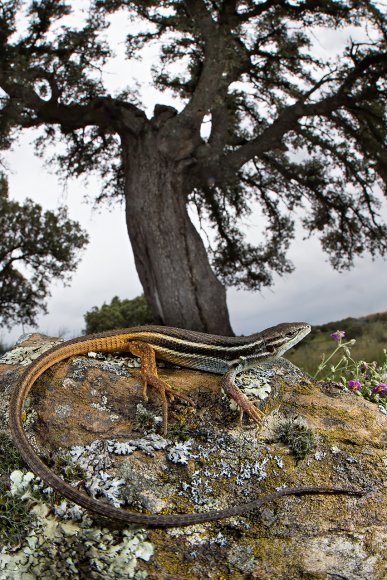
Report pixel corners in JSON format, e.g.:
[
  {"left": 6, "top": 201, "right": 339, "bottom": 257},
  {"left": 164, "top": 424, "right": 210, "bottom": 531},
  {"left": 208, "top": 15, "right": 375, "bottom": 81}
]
[
  {"left": 173, "top": 1, "right": 249, "bottom": 131},
  {"left": 223, "top": 50, "right": 387, "bottom": 172},
  {"left": 0, "top": 74, "right": 147, "bottom": 135}
]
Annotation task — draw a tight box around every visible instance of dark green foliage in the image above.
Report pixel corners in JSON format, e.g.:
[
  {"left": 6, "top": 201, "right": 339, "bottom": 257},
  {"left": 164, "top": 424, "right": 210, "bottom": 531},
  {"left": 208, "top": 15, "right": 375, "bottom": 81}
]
[
  {"left": 0, "top": 0, "right": 386, "bottom": 299},
  {"left": 0, "top": 484, "right": 37, "bottom": 548},
  {"left": 84, "top": 294, "right": 153, "bottom": 333},
  {"left": 0, "top": 174, "right": 89, "bottom": 328},
  {"left": 277, "top": 421, "right": 317, "bottom": 460},
  {"left": 102, "top": 0, "right": 387, "bottom": 283},
  {"left": 0, "top": 432, "right": 25, "bottom": 475}
]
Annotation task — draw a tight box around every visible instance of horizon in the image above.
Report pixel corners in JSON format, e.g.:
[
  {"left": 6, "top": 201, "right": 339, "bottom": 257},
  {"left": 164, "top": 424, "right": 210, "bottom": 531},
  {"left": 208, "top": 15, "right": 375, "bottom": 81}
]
[
  {"left": 1, "top": 6, "right": 386, "bottom": 345},
  {"left": 2, "top": 130, "right": 386, "bottom": 346}
]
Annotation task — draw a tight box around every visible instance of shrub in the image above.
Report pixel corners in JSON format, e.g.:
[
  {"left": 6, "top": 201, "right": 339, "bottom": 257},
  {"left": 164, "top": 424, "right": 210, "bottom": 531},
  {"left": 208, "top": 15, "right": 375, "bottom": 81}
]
[{"left": 84, "top": 295, "right": 153, "bottom": 334}]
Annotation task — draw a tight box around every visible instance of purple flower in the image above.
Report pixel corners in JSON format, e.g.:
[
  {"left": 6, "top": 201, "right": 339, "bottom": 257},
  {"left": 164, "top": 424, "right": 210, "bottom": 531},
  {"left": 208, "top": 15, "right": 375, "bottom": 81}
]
[
  {"left": 331, "top": 330, "right": 346, "bottom": 342},
  {"left": 372, "top": 383, "right": 387, "bottom": 395},
  {"left": 348, "top": 379, "right": 362, "bottom": 391}
]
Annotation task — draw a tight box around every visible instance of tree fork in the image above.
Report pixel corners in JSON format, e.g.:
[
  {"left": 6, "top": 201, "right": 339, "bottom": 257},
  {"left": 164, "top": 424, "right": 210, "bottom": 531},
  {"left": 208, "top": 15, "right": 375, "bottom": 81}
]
[{"left": 122, "top": 132, "right": 233, "bottom": 335}]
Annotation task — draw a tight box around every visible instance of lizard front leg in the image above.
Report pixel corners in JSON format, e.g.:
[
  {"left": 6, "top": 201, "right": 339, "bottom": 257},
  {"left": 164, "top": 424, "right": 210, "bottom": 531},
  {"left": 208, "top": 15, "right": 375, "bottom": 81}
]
[
  {"left": 221, "top": 362, "right": 266, "bottom": 429},
  {"left": 125, "top": 340, "right": 195, "bottom": 434}
]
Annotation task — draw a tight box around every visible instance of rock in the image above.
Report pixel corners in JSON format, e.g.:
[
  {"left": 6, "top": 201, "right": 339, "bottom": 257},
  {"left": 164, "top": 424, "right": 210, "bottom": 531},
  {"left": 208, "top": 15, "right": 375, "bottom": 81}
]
[{"left": 0, "top": 333, "right": 386, "bottom": 579}]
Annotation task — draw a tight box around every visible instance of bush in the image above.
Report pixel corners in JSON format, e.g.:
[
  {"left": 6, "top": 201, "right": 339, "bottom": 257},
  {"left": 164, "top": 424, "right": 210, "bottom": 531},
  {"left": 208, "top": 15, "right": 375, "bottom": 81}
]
[{"left": 84, "top": 295, "right": 153, "bottom": 334}]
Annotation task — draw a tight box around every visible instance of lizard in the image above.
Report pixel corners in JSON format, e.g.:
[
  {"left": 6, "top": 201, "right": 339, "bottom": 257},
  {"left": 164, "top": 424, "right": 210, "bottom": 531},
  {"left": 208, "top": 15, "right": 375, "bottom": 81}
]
[{"left": 9, "top": 322, "right": 362, "bottom": 527}]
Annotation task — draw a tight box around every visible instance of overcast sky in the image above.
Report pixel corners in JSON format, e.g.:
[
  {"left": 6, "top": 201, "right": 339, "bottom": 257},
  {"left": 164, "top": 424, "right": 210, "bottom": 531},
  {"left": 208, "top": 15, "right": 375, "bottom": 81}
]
[{"left": 2, "top": 4, "right": 387, "bottom": 345}]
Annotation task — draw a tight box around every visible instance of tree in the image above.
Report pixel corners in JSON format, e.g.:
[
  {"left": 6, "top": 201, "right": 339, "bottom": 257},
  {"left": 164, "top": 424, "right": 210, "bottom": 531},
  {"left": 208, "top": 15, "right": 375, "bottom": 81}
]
[
  {"left": 0, "top": 1, "right": 386, "bottom": 335},
  {"left": 0, "top": 173, "right": 88, "bottom": 328},
  {"left": 84, "top": 294, "right": 153, "bottom": 333}
]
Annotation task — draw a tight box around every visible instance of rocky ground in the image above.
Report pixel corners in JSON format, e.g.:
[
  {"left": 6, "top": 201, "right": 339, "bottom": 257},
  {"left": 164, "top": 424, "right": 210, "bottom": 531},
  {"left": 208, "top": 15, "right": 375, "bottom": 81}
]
[{"left": 0, "top": 333, "right": 386, "bottom": 579}]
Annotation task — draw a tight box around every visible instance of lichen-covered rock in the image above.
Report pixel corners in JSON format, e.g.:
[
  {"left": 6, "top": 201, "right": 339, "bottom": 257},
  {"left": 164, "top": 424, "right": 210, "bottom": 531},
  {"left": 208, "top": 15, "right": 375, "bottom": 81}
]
[{"left": 0, "top": 333, "right": 386, "bottom": 579}]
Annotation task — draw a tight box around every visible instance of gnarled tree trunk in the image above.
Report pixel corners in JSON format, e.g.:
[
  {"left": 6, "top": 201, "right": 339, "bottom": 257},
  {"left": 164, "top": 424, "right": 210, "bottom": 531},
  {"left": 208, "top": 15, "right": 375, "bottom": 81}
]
[{"left": 122, "top": 130, "right": 233, "bottom": 335}]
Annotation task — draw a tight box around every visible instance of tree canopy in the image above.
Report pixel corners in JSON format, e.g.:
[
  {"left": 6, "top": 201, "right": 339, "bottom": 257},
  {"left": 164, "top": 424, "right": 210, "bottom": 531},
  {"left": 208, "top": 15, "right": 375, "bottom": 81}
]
[
  {"left": 0, "top": 0, "right": 386, "bottom": 333},
  {"left": 0, "top": 174, "right": 88, "bottom": 327}
]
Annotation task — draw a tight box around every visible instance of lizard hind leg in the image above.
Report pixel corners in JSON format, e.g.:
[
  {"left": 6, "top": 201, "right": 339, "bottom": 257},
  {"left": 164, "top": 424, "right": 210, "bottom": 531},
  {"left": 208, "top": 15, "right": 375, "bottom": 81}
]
[
  {"left": 125, "top": 340, "right": 194, "bottom": 435},
  {"left": 221, "top": 365, "right": 266, "bottom": 431}
]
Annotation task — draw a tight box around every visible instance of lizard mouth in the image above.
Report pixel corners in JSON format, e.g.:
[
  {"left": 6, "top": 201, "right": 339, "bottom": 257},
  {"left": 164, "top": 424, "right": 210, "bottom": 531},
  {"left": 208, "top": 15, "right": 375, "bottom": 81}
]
[{"left": 273, "top": 323, "right": 311, "bottom": 358}]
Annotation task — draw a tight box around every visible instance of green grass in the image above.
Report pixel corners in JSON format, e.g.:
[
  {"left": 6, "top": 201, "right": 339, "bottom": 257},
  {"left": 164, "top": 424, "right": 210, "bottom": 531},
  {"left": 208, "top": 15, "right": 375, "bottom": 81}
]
[{"left": 286, "top": 311, "right": 387, "bottom": 378}]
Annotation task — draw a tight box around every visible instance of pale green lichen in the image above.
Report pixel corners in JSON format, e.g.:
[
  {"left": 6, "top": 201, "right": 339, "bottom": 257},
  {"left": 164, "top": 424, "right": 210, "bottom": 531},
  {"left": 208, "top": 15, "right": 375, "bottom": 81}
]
[
  {"left": 1, "top": 472, "right": 154, "bottom": 579},
  {"left": 1, "top": 338, "right": 384, "bottom": 577},
  {"left": 54, "top": 404, "right": 72, "bottom": 419},
  {"left": 168, "top": 441, "right": 193, "bottom": 464},
  {"left": 0, "top": 435, "right": 38, "bottom": 548},
  {"left": 0, "top": 338, "right": 63, "bottom": 366},
  {"left": 9, "top": 470, "right": 36, "bottom": 498},
  {"left": 49, "top": 435, "right": 171, "bottom": 510},
  {"left": 236, "top": 367, "right": 275, "bottom": 401}
]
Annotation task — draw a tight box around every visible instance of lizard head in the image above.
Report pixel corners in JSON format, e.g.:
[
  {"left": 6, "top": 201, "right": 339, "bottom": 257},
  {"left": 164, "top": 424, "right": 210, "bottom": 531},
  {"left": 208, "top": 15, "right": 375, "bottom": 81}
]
[{"left": 261, "top": 322, "right": 311, "bottom": 358}]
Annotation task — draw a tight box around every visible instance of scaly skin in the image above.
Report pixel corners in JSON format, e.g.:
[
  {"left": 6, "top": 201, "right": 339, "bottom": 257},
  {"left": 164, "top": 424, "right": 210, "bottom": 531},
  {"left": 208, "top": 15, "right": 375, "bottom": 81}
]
[{"left": 9, "top": 323, "right": 361, "bottom": 527}]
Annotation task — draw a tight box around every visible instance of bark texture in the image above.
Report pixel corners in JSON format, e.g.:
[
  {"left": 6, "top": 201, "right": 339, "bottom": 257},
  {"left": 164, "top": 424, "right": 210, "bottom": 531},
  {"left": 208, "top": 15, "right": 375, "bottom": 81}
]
[
  {"left": 122, "top": 128, "right": 233, "bottom": 335},
  {"left": 1, "top": 2, "right": 385, "bottom": 334}
]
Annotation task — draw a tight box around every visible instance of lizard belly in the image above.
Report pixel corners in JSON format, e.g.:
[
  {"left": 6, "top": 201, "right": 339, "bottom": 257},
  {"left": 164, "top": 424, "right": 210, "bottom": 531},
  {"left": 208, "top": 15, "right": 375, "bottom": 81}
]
[{"left": 152, "top": 345, "right": 230, "bottom": 374}]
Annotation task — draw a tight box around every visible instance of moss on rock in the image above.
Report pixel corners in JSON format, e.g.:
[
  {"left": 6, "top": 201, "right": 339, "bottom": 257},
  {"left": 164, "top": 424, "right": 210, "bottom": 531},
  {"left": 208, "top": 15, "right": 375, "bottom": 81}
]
[{"left": 0, "top": 334, "right": 386, "bottom": 579}]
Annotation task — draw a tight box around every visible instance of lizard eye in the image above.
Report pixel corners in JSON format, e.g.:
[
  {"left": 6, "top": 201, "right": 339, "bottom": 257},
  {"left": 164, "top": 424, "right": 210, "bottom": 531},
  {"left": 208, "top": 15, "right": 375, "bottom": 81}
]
[
  {"left": 267, "top": 344, "right": 276, "bottom": 353},
  {"left": 286, "top": 330, "right": 297, "bottom": 338}
]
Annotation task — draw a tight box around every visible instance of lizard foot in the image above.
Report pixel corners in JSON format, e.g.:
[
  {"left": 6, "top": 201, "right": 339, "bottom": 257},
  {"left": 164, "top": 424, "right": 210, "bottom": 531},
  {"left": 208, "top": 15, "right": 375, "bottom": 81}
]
[
  {"left": 221, "top": 369, "right": 266, "bottom": 430},
  {"left": 142, "top": 372, "right": 194, "bottom": 435},
  {"left": 125, "top": 340, "right": 194, "bottom": 434}
]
